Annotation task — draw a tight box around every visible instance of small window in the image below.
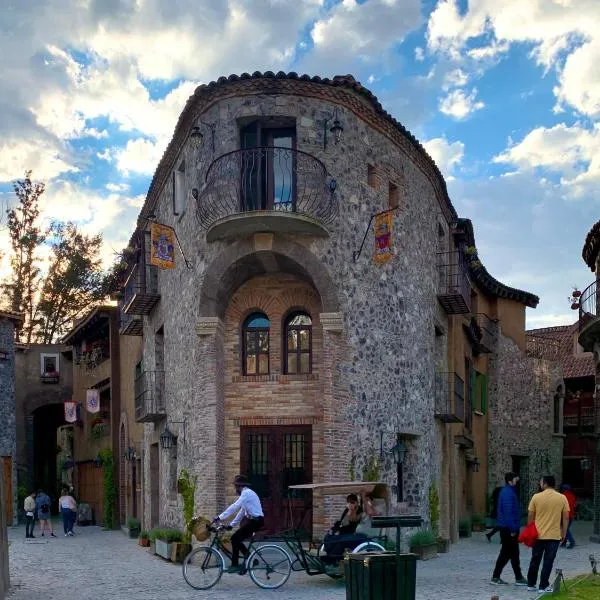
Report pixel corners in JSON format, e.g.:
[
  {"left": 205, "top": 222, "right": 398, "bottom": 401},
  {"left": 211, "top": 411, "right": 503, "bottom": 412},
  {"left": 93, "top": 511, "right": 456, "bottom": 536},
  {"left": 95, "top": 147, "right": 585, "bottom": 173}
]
[
  {"left": 40, "top": 353, "right": 59, "bottom": 374},
  {"left": 284, "top": 312, "right": 312, "bottom": 374},
  {"left": 173, "top": 161, "right": 186, "bottom": 215},
  {"left": 243, "top": 312, "right": 270, "bottom": 375},
  {"left": 367, "top": 164, "right": 378, "bottom": 189},
  {"left": 388, "top": 182, "right": 399, "bottom": 209}
]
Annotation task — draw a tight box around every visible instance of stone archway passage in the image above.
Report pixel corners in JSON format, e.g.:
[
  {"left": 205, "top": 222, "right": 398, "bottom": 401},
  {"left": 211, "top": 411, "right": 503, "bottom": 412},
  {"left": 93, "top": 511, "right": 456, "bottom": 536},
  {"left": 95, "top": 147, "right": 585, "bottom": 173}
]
[
  {"left": 198, "top": 235, "right": 340, "bottom": 319},
  {"left": 32, "top": 403, "right": 64, "bottom": 504}
]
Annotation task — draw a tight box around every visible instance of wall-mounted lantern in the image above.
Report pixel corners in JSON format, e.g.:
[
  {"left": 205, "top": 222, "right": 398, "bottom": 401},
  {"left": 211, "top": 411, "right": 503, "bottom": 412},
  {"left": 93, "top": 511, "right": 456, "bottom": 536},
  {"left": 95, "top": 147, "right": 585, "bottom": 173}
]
[
  {"left": 324, "top": 108, "right": 344, "bottom": 150},
  {"left": 380, "top": 433, "right": 407, "bottom": 503},
  {"left": 469, "top": 457, "right": 481, "bottom": 473},
  {"left": 581, "top": 457, "right": 592, "bottom": 471},
  {"left": 124, "top": 446, "right": 137, "bottom": 462},
  {"left": 93, "top": 454, "right": 103, "bottom": 468},
  {"left": 190, "top": 122, "right": 215, "bottom": 153},
  {"left": 160, "top": 418, "right": 187, "bottom": 451}
]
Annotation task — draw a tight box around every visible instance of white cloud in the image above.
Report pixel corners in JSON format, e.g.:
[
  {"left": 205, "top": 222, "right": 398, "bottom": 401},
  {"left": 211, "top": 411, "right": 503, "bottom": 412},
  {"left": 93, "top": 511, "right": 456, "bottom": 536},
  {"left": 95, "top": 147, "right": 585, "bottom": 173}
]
[
  {"left": 439, "top": 88, "right": 485, "bottom": 119},
  {"left": 115, "top": 138, "right": 166, "bottom": 176},
  {"left": 423, "top": 137, "right": 465, "bottom": 179},
  {"left": 442, "top": 68, "right": 468, "bottom": 90},
  {"left": 426, "top": 0, "right": 600, "bottom": 117},
  {"left": 415, "top": 47, "right": 425, "bottom": 61},
  {"left": 493, "top": 123, "right": 600, "bottom": 199},
  {"left": 105, "top": 182, "right": 130, "bottom": 193},
  {"left": 0, "top": 139, "right": 77, "bottom": 182}
]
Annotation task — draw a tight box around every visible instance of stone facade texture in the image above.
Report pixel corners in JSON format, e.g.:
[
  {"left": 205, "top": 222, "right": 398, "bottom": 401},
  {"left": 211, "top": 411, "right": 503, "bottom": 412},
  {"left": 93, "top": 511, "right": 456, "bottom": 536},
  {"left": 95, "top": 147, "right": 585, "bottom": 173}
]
[
  {"left": 0, "top": 469, "right": 7, "bottom": 600},
  {"left": 0, "top": 317, "right": 19, "bottom": 527},
  {"left": 139, "top": 80, "right": 449, "bottom": 532},
  {"left": 488, "top": 330, "right": 564, "bottom": 504}
]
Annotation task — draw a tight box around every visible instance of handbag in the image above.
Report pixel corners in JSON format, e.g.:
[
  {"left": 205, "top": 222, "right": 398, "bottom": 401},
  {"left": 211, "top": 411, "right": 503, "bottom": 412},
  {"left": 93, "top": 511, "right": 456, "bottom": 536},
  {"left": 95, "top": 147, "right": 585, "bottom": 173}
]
[{"left": 518, "top": 522, "right": 538, "bottom": 547}]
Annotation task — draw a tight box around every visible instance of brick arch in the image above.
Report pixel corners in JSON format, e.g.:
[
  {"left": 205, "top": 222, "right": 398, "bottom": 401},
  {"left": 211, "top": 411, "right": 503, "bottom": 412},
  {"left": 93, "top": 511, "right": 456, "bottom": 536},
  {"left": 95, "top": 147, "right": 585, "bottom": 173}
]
[{"left": 198, "top": 237, "right": 338, "bottom": 319}]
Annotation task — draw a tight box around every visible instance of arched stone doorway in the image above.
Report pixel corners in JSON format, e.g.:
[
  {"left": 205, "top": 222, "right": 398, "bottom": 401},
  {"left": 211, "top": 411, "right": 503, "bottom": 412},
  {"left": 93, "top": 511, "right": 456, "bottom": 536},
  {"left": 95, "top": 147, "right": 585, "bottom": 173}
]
[{"left": 32, "top": 403, "right": 64, "bottom": 506}]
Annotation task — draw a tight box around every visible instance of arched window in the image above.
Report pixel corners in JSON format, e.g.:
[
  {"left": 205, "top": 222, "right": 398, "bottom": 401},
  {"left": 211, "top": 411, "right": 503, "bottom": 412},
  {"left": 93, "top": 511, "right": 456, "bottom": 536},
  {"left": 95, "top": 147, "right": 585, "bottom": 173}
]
[
  {"left": 243, "top": 312, "right": 270, "bottom": 375},
  {"left": 284, "top": 312, "right": 312, "bottom": 374}
]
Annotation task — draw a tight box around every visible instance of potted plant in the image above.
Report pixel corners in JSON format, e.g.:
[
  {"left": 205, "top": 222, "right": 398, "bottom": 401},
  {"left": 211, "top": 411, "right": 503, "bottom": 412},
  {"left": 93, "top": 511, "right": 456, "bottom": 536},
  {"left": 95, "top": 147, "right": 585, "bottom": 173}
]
[
  {"left": 148, "top": 527, "right": 159, "bottom": 554},
  {"left": 409, "top": 529, "right": 437, "bottom": 560},
  {"left": 436, "top": 538, "right": 450, "bottom": 553},
  {"left": 127, "top": 516, "right": 141, "bottom": 539},
  {"left": 458, "top": 518, "right": 472, "bottom": 538},
  {"left": 472, "top": 514, "right": 486, "bottom": 532},
  {"left": 155, "top": 528, "right": 183, "bottom": 560},
  {"left": 428, "top": 484, "right": 449, "bottom": 553},
  {"left": 138, "top": 530, "right": 150, "bottom": 547}
]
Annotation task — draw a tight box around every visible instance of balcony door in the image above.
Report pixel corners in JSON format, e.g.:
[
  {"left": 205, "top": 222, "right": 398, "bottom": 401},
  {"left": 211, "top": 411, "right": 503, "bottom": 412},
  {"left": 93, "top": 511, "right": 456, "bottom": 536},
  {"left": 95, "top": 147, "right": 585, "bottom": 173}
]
[{"left": 240, "top": 122, "right": 296, "bottom": 212}]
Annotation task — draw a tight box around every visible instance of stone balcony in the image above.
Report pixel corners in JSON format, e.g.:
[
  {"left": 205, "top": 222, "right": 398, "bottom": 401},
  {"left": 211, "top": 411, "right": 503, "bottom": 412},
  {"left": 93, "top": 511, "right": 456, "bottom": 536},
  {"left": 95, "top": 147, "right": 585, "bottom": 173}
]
[
  {"left": 578, "top": 279, "right": 600, "bottom": 351},
  {"left": 196, "top": 146, "right": 337, "bottom": 242}
]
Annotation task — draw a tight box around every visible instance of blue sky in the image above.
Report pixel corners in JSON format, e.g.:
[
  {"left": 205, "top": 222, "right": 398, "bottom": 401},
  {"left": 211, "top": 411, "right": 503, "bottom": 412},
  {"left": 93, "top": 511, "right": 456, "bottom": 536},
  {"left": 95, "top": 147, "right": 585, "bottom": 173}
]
[{"left": 1, "top": 0, "right": 599, "bottom": 328}]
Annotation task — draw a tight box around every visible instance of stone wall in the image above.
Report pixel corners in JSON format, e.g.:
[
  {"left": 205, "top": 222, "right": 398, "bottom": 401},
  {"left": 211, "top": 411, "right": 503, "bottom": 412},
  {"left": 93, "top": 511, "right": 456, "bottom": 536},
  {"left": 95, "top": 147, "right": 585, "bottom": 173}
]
[
  {"left": 488, "top": 330, "right": 564, "bottom": 505},
  {"left": 0, "top": 470, "right": 8, "bottom": 600},
  {"left": 0, "top": 318, "right": 17, "bottom": 526}
]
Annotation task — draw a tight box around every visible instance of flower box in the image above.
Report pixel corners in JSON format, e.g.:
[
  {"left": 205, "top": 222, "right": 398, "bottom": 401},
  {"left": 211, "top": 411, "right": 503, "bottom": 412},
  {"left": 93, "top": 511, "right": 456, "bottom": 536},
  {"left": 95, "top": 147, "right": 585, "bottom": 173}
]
[
  {"left": 410, "top": 542, "right": 438, "bottom": 561},
  {"left": 170, "top": 542, "right": 192, "bottom": 563},
  {"left": 155, "top": 539, "right": 171, "bottom": 560}
]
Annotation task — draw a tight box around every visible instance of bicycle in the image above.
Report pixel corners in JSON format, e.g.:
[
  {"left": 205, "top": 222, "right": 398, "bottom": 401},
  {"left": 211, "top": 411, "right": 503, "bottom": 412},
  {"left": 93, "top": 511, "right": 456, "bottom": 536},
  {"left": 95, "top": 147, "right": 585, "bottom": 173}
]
[{"left": 182, "top": 523, "right": 292, "bottom": 590}]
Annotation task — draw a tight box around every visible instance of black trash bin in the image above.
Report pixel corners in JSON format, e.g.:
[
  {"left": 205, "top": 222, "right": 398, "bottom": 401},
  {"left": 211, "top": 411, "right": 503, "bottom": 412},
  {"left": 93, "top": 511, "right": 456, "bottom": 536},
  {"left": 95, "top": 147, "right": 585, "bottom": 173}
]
[{"left": 344, "top": 552, "right": 417, "bottom": 600}]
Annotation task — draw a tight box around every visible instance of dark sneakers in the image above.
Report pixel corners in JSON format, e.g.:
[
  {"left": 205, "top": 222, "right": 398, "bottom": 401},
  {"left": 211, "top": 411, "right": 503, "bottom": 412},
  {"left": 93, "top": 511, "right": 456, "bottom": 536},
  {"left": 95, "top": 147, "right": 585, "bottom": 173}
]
[{"left": 490, "top": 578, "right": 508, "bottom": 585}]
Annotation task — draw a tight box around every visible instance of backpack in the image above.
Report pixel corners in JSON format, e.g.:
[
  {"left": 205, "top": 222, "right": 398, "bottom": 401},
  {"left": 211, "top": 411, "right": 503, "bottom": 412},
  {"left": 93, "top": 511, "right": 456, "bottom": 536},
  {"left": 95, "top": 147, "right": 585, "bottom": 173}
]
[{"left": 40, "top": 503, "right": 50, "bottom": 513}]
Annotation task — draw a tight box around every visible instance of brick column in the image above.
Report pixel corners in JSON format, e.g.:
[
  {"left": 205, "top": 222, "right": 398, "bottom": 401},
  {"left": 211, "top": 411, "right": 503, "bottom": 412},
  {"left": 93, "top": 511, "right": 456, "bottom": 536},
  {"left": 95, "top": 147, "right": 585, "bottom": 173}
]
[
  {"left": 195, "top": 318, "right": 226, "bottom": 518},
  {"left": 320, "top": 312, "right": 352, "bottom": 531}
]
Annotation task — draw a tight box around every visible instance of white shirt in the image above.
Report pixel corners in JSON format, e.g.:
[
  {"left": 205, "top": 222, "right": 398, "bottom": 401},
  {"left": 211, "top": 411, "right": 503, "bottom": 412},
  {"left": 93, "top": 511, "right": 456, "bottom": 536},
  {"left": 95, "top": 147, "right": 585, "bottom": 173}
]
[{"left": 219, "top": 487, "right": 264, "bottom": 527}]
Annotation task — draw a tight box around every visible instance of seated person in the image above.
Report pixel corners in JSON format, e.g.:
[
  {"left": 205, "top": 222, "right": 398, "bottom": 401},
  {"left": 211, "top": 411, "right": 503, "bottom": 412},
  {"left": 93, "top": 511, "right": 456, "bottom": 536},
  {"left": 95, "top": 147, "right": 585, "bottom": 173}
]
[
  {"left": 355, "top": 492, "right": 380, "bottom": 537},
  {"left": 323, "top": 493, "right": 374, "bottom": 563}
]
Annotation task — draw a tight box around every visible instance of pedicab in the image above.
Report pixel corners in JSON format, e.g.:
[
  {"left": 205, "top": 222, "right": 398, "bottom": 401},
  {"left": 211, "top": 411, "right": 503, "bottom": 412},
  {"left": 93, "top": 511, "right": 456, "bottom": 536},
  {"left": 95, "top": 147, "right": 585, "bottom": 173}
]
[{"left": 282, "top": 481, "right": 391, "bottom": 579}]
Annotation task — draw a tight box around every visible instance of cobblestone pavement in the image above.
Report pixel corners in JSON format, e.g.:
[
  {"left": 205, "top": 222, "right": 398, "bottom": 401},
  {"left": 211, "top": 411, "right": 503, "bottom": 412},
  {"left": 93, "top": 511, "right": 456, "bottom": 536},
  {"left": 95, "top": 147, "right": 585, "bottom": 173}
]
[{"left": 6, "top": 522, "right": 598, "bottom": 600}]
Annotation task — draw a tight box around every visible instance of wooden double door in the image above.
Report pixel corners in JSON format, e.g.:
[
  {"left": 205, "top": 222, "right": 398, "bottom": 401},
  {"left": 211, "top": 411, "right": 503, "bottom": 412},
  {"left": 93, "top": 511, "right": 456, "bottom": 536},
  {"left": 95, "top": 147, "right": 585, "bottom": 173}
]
[{"left": 241, "top": 425, "right": 312, "bottom": 536}]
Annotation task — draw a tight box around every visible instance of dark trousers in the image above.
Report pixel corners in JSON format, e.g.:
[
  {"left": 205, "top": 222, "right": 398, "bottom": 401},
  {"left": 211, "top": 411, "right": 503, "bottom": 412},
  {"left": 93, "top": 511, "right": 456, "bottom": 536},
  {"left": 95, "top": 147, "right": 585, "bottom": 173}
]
[
  {"left": 492, "top": 528, "right": 523, "bottom": 579},
  {"left": 61, "top": 508, "right": 74, "bottom": 534},
  {"left": 25, "top": 515, "right": 35, "bottom": 537},
  {"left": 527, "top": 539, "right": 560, "bottom": 589},
  {"left": 231, "top": 517, "right": 264, "bottom": 566}
]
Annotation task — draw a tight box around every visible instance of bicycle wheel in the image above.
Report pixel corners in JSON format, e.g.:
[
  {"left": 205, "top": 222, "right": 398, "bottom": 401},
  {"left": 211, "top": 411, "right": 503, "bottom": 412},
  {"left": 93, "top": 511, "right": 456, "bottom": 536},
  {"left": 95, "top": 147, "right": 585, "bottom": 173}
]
[
  {"left": 182, "top": 546, "right": 224, "bottom": 590},
  {"left": 247, "top": 544, "right": 292, "bottom": 589},
  {"left": 354, "top": 541, "right": 385, "bottom": 553}
]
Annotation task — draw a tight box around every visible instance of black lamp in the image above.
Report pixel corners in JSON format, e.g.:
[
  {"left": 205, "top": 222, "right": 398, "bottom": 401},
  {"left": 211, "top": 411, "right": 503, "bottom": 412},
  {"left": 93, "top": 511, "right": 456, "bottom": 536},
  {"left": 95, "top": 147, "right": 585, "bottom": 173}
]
[
  {"left": 124, "top": 446, "right": 137, "bottom": 462},
  {"left": 470, "top": 457, "right": 481, "bottom": 473},
  {"left": 324, "top": 108, "right": 344, "bottom": 149},
  {"left": 389, "top": 440, "right": 407, "bottom": 465},
  {"left": 160, "top": 427, "right": 177, "bottom": 450},
  {"left": 190, "top": 122, "right": 215, "bottom": 152}
]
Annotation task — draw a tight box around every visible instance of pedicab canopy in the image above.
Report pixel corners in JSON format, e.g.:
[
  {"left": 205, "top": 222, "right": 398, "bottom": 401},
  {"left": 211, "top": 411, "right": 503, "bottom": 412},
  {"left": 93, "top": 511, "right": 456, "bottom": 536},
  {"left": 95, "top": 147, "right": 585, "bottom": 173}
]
[{"left": 288, "top": 481, "right": 391, "bottom": 513}]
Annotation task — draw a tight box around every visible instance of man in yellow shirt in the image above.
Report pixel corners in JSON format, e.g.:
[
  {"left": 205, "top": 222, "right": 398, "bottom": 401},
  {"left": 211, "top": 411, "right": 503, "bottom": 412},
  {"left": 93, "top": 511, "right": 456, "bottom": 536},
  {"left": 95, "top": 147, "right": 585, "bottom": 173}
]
[{"left": 526, "top": 475, "right": 570, "bottom": 593}]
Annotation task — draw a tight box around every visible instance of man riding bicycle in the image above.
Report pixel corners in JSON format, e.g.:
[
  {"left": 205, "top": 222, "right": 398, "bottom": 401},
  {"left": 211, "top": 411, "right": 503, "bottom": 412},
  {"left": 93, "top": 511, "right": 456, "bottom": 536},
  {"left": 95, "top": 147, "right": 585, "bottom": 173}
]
[{"left": 213, "top": 474, "right": 264, "bottom": 573}]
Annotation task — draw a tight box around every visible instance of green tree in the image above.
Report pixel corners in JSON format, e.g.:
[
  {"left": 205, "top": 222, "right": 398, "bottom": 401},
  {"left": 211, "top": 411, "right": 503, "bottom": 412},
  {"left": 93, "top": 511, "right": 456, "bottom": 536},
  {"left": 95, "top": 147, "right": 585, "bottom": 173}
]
[
  {"left": 36, "top": 221, "right": 106, "bottom": 343},
  {"left": 3, "top": 171, "right": 46, "bottom": 342}
]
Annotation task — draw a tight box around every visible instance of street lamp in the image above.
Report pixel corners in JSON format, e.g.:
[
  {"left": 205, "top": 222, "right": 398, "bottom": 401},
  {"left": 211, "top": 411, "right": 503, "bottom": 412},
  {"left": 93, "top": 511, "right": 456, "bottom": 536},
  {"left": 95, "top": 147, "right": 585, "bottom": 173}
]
[
  {"left": 190, "top": 122, "right": 215, "bottom": 153},
  {"left": 380, "top": 433, "right": 408, "bottom": 503}
]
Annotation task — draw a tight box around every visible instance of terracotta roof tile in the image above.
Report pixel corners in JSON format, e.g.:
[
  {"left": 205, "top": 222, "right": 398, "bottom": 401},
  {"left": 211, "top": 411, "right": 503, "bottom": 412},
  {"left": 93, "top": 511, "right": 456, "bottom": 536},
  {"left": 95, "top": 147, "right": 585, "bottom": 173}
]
[{"left": 526, "top": 322, "right": 595, "bottom": 379}]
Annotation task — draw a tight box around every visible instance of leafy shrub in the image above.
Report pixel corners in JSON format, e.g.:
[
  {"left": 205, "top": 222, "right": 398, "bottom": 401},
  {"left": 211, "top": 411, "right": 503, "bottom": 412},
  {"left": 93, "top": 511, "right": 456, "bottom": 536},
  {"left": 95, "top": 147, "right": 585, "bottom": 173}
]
[
  {"left": 127, "top": 517, "right": 141, "bottom": 529},
  {"left": 472, "top": 513, "right": 486, "bottom": 528},
  {"left": 177, "top": 469, "right": 198, "bottom": 544},
  {"left": 409, "top": 529, "right": 436, "bottom": 548},
  {"left": 139, "top": 530, "right": 149, "bottom": 539},
  {"left": 151, "top": 528, "right": 184, "bottom": 543}
]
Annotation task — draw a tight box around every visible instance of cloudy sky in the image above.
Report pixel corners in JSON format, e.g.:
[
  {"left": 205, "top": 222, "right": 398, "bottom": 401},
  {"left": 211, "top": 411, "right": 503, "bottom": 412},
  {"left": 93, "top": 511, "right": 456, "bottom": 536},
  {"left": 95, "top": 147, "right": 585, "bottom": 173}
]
[{"left": 1, "top": 0, "right": 598, "bottom": 328}]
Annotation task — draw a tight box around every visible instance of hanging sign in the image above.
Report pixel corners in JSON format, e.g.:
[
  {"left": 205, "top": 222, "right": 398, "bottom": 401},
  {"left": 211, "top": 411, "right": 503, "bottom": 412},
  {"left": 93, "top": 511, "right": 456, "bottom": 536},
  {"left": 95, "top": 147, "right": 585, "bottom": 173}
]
[
  {"left": 64, "top": 401, "right": 78, "bottom": 423},
  {"left": 373, "top": 211, "right": 393, "bottom": 264},
  {"left": 150, "top": 222, "right": 176, "bottom": 269},
  {"left": 86, "top": 389, "right": 100, "bottom": 413}
]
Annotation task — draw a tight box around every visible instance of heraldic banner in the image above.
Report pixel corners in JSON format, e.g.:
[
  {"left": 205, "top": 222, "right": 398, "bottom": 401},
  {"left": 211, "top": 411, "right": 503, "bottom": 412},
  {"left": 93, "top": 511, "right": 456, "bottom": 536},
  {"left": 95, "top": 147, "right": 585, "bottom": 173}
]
[
  {"left": 64, "top": 401, "right": 78, "bottom": 423},
  {"left": 373, "top": 211, "right": 393, "bottom": 264},
  {"left": 150, "top": 222, "right": 176, "bottom": 269},
  {"left": 86, "top": 389, "right": 100, "bottom": 413}
]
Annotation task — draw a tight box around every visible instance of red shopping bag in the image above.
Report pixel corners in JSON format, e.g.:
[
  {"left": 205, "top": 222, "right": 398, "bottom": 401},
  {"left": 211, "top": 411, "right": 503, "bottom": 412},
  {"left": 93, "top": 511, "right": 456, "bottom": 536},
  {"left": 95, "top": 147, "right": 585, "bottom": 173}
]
[{"left": 518, "top": 522, "right": 538, "bottom": 547}]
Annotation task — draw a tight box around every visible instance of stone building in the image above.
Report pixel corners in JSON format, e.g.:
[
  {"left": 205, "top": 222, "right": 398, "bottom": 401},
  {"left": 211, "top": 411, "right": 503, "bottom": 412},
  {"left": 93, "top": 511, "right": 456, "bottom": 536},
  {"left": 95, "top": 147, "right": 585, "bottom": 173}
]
[
  {"left": 118, "top": 72, "right": 548, "bottom": 539},
  {"left": 62, "top": 306, "right": 121, "bottom": 526},
  {"left": 526, "top": 324, "right": 595, "bottom": 501},
  {"left": 14, "top": 343, "right": 73, "bottom": 502},
  {"left": 577, "top": 219, "right": 600, "bottom": 540},
  {"left": 0, "top": 310, "right": 24, "bottom": 528}
]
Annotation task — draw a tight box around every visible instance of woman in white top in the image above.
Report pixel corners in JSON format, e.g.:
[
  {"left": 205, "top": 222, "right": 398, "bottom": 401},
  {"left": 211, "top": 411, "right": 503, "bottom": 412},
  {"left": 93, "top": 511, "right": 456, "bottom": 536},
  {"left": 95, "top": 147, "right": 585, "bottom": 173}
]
[{"left": 58, "top": 486, "right": 77, "bottom": 536}]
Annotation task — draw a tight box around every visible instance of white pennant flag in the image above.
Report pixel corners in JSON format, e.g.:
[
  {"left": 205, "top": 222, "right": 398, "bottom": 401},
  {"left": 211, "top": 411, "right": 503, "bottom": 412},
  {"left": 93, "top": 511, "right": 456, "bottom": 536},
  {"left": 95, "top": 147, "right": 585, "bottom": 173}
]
[
  {"left": 64, "top": 401, "right": 77, "bottom": 423},
  {"left": 86, "top": 389, "right": 100, "bottom": 413}
]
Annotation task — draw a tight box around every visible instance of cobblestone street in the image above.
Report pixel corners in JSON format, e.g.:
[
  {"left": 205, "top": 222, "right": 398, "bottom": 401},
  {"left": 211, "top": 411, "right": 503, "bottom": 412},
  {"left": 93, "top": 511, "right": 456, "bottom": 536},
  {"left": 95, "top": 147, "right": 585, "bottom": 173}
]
[{"left": 6, "top": 522, "right": 598, "bottom": 600}]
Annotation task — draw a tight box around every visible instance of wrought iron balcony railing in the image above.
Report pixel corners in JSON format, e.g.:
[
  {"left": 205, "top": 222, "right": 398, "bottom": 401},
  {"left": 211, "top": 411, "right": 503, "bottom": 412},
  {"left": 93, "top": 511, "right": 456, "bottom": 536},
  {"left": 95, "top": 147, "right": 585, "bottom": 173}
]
[
  {"left": 578, "top": 280, "right": 600, "bottom": 351},
  {"left": 134, "top": 370, "right": 166, "bottom": 423},
  {"left": 434, "top": 372, "right": 465, "bottom": 423},
  {"left": 122, "top": 262, "right": 159, "bottom": 316},
  {"left": 476, "top": 313, "right": 497, "bottom": 353},
  {"left": 196, "top": 146, "right": 338, "bottom": 241},
  {"left": 437, "top": 251, "right": 471, "bottom": 315},
  {"left": 119, "top": 303, "right": 143, "bottom": 336},
  {"left": 525, "top": 335, "right": 560, "bottom": 360}
]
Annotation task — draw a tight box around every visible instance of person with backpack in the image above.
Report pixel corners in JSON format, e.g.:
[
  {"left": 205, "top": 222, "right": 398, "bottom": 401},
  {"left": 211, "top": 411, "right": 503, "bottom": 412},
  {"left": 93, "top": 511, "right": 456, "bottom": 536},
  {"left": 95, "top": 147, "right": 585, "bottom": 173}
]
[{"left": 35, "top": 489, "right": 56, "bottom": 537}]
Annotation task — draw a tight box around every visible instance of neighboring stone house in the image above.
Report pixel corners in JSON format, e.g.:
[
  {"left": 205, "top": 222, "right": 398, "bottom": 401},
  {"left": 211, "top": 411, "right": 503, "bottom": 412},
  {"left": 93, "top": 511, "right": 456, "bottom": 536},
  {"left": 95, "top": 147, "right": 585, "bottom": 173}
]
[
  {"left": 0, "top": 466, "right": 8, "bottom": 600},
  {"left": 526, "top": 323, "right": 596, "bottom": 501},
  {"left": 14, "top": 343, "right": 73, "bottom": 503},
  {"left": 0, "top": 310, "right": 24, "bottom": 529},
  {"left": 63, "top": 306, "right": 121, "bottom": 526},
  {"left": 117, "top": 72, "right": 545, "bottom": 540},
  {"left": 576, "top": 219, "right": 600, "bottom": 540}
]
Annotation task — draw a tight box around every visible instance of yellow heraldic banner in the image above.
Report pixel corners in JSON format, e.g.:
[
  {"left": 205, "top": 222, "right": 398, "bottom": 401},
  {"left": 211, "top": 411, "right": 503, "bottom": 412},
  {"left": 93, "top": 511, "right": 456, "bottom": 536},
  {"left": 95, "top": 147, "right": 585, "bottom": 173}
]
[
  {"left": 150, "top": 222, "right": 176, "bottom": 269},
  {"left": 373, "top": 211, "right": 393, "bottom": 264}
]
